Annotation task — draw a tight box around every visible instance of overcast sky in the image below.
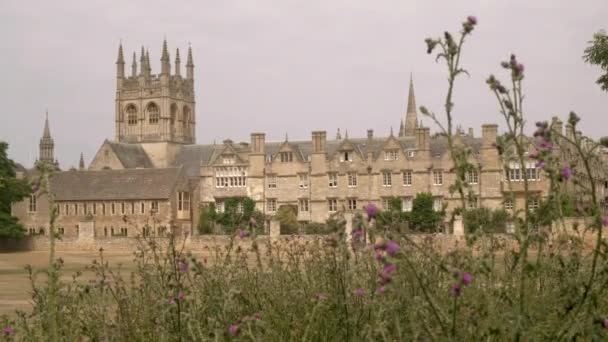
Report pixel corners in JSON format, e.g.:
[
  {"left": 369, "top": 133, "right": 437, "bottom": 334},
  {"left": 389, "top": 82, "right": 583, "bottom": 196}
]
[{"left": 1, "top": 0, "right": 606, "bottom": 168}]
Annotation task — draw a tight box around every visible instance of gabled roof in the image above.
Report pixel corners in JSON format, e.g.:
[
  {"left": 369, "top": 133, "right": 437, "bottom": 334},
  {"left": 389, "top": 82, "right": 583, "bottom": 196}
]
[
  {"left": 50, "top": 167, "right": 185, "bottom": 201},
  {"left": 106, "top": 140, "right": 154, "bottom": 168}
]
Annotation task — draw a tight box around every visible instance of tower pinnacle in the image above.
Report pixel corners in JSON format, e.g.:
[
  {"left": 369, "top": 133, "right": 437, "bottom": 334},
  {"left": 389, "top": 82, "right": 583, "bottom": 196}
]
[
  {"left": 39, "top": 110, "right": 55, "bottom": 164},
  {"left": 186, "top": 45, "right": 194, "bottom": 79},
  {"left": 175, "top": 48, "right": 181, "bottom": 76},
  {"left": 403, "top": 73, "right": 418, "bottom": 136}
]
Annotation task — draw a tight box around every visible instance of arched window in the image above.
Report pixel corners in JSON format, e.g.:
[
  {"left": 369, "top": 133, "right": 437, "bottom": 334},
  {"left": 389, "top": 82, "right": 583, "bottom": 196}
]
[
  {"left": 126, "top": 105, "right": 137, "bottom": 125},
  {"left": 183, "top": 106, "right": 190, "bottom": 127},
  {"left": 147, "top": 103, "right": 160, "bottom": 124},
  {"left": 170, "top": 103, "right": 178, "bottom": 124}
]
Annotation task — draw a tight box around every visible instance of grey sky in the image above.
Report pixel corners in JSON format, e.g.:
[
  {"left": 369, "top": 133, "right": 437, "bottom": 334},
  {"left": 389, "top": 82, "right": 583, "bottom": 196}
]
[{"left": 1, "top": 0, "right": 606, "bottom": 168}]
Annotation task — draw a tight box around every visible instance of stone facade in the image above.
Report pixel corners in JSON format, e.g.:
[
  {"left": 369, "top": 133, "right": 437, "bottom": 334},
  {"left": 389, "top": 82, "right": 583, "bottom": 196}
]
[{"left": 13, "top": 41, "right": 608, "bottom": 241}]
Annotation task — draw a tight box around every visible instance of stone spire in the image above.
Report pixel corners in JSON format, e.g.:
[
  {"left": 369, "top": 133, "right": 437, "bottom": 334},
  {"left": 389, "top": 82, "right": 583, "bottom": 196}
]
[
  {"left": 116, "top": 43, "right": 125, "bottom": 78},
  {"left": 146, "top": 49, "right": 151, "bottom": 76},
  {"left": 344, "top": 129, "right": 349, "bottom": 140},
  {"left": 186, "top": 45, "right": 194, "bottom": 79},
  {"left": 403, "top": 74, "right": 418, "bottom": 136},
  {"left": 131, "top": 52, "right": 137, "bottom": 77},
  {"left": 336, "top": 128, "right": 342, "bottom": 140},
  {"left": 39, "top": 110, "right": 55, "bottom": 164},
  {"left": 175, "top": 48, "right": 181, "bottom": 76},
  {"left": 139, "top": 46, "right": 146, "bottom": 77},
  {"left": 161, "top": 39, "right": 170, "bottom": 75},
  {"left": 79, "top": 153, "right": 85, "bottom": 170},
  {"left": 399, "top": 119, "right": 405, "bottom": 137}
]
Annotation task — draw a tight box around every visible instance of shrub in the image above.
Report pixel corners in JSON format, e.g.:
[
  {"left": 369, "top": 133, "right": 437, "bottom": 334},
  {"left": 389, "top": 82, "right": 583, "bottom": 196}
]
[
  {"left": 462, "top": 207, "right": 508, "bottom": 233},
  {"left": 409, "top": 192, "right": 443, "bottom": 232}
]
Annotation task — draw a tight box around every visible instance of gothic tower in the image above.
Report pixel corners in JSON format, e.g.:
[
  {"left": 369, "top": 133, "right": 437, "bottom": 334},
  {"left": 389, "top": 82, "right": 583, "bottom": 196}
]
[
  {"left": 115, "top": 40, "right": 196, "bottom": 144},
  {"left": 39, "top": 111, "right": 56, "bottom": 164},
  {"left": 401, "top": 74, "right": 418, "bottom": 137}
]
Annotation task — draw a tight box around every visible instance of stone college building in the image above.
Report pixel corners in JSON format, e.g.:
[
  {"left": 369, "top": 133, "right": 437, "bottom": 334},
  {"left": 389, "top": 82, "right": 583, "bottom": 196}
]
[{"left": 12, "top": 41, "right": 565, "bottom": 237}]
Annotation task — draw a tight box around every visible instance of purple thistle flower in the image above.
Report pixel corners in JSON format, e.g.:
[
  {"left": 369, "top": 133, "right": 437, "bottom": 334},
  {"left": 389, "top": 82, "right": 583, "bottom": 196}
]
[
  {"left": 354, "top": 288, "right": 365, "bottom": 297},
  {"left": 467, "top": 16, "right": 477, "bottom": 25},
  {"left": 386, "top": 240, "right": 399, "bottom": 256},
  {"left": 529, "top": 152, "right": 538, "bottom": 159},
  {"left": 352, "top": 229, "right": 364, "bottom": 241},
  {"left": 229, "top": 324, "right": 240, "bottom": 337},
  {"left": 535, "top": 161, "right": 546, "bottom": 169},
  {"left": 253, "top": 312, "right": 262, "bottom": 321},
  {"left": 178, "top": 292, "right": 185, "bottom": 300},
  {"left": 314, "top": 293, "right": 327, "bottom": 301},
  {"left": 602, "top": 217, "right": 608, "bottom": 227},
  {"left": 3, "top": 327, "right": 13, "bottom": 336},
  {"left": 461, "top": 272, "right": 473, "bottom": 285},
  {"left": 169, "top": 298, "right": 176, "bottom": 305},
  {"left": 561, "top": 166, "right": 572, "bottom": 180},
  {"left": 375, "top": 252, "right": 385, "bottom": 262},
  {"left": 376, "top": 286, "right": 386, "bottom": 295},
  {"left": 602, "top": 318, "right": 608, "bottom": 329},
  {"left": 364, "top": 203, "right": 379, "bottom": 220},
  {"left": 450, "top": 283, "right": 462, "bottom": 297},
  {"left": 516, "top": 63, "right": 525, "bottom": 74},
  {"left": 382, "top": 263, "right": 397, "bottom": 275},
  {"left": 238, "top": 229, "right": 250, "bottom": 238},
  {"left": 179, "top": 261, "right": 188, "bottom": 273}
]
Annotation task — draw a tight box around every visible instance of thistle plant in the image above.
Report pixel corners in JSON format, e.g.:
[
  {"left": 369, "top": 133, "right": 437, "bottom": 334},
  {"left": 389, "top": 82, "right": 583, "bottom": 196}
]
[{"left": 420, "top": 16, "right": 478, "bottom": 212}]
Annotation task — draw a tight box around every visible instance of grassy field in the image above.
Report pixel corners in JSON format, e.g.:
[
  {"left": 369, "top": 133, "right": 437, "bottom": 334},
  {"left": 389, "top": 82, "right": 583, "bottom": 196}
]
[{"left": 0, "top": 250, "right": 137, "bottom": 316}]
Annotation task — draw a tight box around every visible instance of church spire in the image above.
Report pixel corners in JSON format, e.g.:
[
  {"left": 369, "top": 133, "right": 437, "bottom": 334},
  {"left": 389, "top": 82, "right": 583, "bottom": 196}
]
[
  {"left": 116, "top": 42, "right": 125, "bottom": 79},
  {"left": 161, "top": 39, "right": 170, "bottom": 75},
  {"left": 39, "top": 110, "right": 55, "bottom": 164},
  {"left": 139, "top": 46, "right": 146, "bottom": 76},
  {"left": 399, "top": 119, "right": 405, "bottom": 137},
  {"left": 336, "top": 128, "right": 342, "bottom": 140},
  {"left": 79, "top": 153, "right": 85, "bottom": 170},
  {"left": 186, "top": 44, "right": 194, "bottom": 79},
  {"left": 403, "top": 73, "right": 418, "bottom": 136},
  {"left": 131, "top": 52, "right": 137, "bottom": 77},
  {"left": 174, "top": 48, "right": 181, "bottom": 76}
]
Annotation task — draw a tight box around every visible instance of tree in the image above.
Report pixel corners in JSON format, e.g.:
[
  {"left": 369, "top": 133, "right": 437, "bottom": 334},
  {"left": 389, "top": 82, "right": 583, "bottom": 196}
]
[
  {"left": 0, "top": 142, "right": 31, "bottom": 239},
  {"left": 276, "top": 204, "right": 298, "bottom": 234},
  {"left": 409, "top": 192, "right": 443, "bottom": 233},
  {"left": 584, "top": 30, "right": 608, "bottom": 91}
]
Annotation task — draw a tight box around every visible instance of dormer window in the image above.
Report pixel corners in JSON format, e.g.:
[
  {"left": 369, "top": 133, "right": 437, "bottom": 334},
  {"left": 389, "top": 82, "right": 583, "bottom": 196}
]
[
  {"left": 222, "top": 156, "right": 235, "bottom": 165},
  {"left": 341, "top": 151, "right": 353, "bottom": 162},
  {"left": 407, "top": 150, "right": 416, "bottom": 158},
  {"left": 280, "top": 152, "right": 293, "bottom": 162},
  {"left": 384, "top": 150, "right": 398, "bottom": 161}
]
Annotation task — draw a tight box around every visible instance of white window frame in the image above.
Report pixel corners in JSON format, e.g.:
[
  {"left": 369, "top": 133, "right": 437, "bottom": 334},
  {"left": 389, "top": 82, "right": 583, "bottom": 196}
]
[
  {"left": 347, "top": 172, "right": 357, "bottom": 187},
  {"left": 267, "top": 174, "right": 277, "bottom": 189},
  {"left": 433, "top": 170, "right": 443, "bottom": 186},
  {"left": 328, "top": 199, "right": 338, "bottom": 212},
  {"left": 216, "top": 201, "right": 225, "bottom": 213},
  {"left": 28, "top": 194, "right": 37, "bottom": 212},
  {"left": 178, "top": 192, "right": 190, "bottom": 212},
  {"left": 402, "top": 197, "right": 413, "bottom": 212},
  {"left": 528, "top": 198, "right": 540, "bottom": 210},
  {"left": 382, "top": 171, "right": 392, "bottom": 187},
  {"left": 403, "top": 170, "right": 412, "bottom": 186},
  {"left": 298, "top": 173, "right": 309, "bottom": 188},
  {"left": 466, "top": 170, "right": 479, "bottom": 184},
  {"left": 299, "top": 198, "right": 309, "bottom": 212},
  {"left": 328, "top": 173, "right": 338, "bottom": 188},
  {"left": 267, "top": 199, "right": 277, "bottom": 212},
  {"left": 433, "top": 198, "right": 443, "bottom": 211},
  {"left": 504, "top": 198, "right": 513, "bottom": 210},
  {"left": 384, "top": 150, "right": 399, "bottom": 161},
  {"left": 341, "top": 151, "right": 353, "bottom": 162},
  {"left": 382, "top": 198, "right": 391, "bottom": 210},
  {"left": 347, "top": 198, "right": 357, "bottom": 210}
]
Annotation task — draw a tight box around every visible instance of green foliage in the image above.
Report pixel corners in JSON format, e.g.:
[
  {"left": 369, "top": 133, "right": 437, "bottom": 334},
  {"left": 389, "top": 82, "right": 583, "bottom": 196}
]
[
  {"left": 197, "top": 198, "right": 265, "bottom": 235},
  {"left": 583, "top": 30, "right": 608, "bottom": 91},
  {"left": 375, "top": 197, "right": 409, "bottom": 233},
  {"left": 462, "top": 208, "right": 508, "bottom": 233},
  {"left": 409, "top": 192, "right": 443, "bottom": 232},
  {"left": 276, "top": 205, "right": 298, "bottom": 234},
  {"left": 0, "top": 141, "right": 30, "bottom": 239},
  {"left": 197, "top": 204, "right": 217, "bottom": 234}
]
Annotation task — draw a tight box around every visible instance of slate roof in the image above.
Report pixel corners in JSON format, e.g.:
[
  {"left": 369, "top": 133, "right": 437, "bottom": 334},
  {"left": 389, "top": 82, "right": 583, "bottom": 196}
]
[
  {"left": 104, "top": 133, "right": 483, "bottom": 175},
  {"left": 107, "top": 141, "right": 154, "bottom": 168},
  {"left": 50, "top": 167, "right": 184, "bottom": 201}
]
